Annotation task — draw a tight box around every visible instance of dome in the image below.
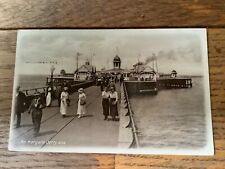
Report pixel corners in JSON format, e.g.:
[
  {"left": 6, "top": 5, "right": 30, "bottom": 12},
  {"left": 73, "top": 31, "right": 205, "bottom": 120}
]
[
  {"left": 113, "top": 55, "right": 121, "bottom": 62},
  {"left": 171, "top": 70, "right": 177, "bottom": 74}
]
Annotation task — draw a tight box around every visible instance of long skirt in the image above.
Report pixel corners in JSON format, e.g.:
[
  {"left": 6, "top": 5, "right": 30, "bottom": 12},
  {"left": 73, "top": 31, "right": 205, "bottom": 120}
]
[
  {"left": 16, "top": 110, "right": 22, "bottom": 128},
  {"left": 77, "top": 101, "right": 86, "bottom": 115},
  {"left": 102, "top": 98, "right": 109, "bottom": 116},
  {"left": 46, "top": 92, "right": 51, "bottom": 106},
  {"left": 109, "top": 101, "right": 118, "bottom": 117},
  {"left": 60, "top": 101, "right": 67, "bottom": 115},
  {"left": 32, "top": 110, "right": 42, "bottom": 135}
]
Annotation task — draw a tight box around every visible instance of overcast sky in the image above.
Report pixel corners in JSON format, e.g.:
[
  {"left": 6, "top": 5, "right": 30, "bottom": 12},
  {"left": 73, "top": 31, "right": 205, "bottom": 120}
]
[{"left": 15, "top": 29, "right": 208, "bottom": 76}]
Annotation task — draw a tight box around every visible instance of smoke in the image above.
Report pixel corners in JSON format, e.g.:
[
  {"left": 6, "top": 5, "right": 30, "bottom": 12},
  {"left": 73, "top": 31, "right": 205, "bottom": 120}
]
[{"left": 144, "top": 53, "right": 157, "bottom": 65}]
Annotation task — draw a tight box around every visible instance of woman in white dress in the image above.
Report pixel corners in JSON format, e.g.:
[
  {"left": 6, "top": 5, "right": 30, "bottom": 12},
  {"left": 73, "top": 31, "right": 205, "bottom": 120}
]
[
  {"left": 46, "top": 87, "right": 52, "bottom": 107},
  {"left": 60, "top": 87, "right": 69, "bottom": 118},
  {"left": 77, "top": 88, "right": 87, "bottom": 118}
]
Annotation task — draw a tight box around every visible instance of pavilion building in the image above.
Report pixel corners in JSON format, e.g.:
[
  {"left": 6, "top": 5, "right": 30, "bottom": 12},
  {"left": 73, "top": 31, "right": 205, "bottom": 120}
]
[{"left": 74, "top": 59, "right": 96, "bottom": 80}]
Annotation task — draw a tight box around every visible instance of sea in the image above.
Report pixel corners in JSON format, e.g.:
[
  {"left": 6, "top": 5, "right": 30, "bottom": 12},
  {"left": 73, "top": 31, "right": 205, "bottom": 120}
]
[
  {"left": 129, "top": 77, "right": 207, "bottom": 149},
  {"left": 17, "top": 74, "right": 48, "bottom": 90}
]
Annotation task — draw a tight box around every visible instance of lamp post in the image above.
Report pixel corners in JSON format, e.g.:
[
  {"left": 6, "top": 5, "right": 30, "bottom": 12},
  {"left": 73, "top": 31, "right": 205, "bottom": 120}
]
[{"left": 50, "top": 65, "right": 55, "bottom": 90}]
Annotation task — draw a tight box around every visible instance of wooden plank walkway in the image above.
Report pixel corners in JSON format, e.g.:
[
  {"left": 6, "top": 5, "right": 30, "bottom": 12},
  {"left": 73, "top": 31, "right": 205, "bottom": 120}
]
[{"left": 9, "top": 86, "right": 119, "bottom": 152}]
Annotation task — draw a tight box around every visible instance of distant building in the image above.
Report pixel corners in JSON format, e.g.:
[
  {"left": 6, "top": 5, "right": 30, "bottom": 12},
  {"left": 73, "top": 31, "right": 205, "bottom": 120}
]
[
  {"left": 132, "top": 62, "right": 145, "bottom": 72},
  {"left": 171, "top": 70, "right": 177, "bottom": 78},
  {"left": 59, "top": 69, "right": 74, "bottom": 77},
  {"left": 102, "top": 55, "right": 125, "bottom": 74},
  {"left": 74, "top": 59, "right": 96, "bottom": 80},
  {"left": 131, "top": 62, "right": 157, "bottom": 81},
  {"left": 158, "top": 70, "right": 177, "bottom": 78},
  {"left": 132, "top": 62, "right": 154, "bottom": 73},
  {"left": 113, "top": 55, "right": 121, "bottom": 69}
]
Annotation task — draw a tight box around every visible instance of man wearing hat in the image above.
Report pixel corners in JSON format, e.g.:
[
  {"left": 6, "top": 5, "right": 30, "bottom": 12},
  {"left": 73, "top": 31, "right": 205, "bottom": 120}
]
[
  {"left": 28, "top": 92, "right": 44, "bottom": 137},
  {"left": 77, "top": 88, "right": 87, "bottom": 118},
  {"left": 14, "top": 86, "right": 26, "bottom": 128}
]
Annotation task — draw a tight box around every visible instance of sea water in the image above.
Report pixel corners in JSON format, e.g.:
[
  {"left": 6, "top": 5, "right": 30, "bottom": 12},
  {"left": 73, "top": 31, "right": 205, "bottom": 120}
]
[
  {"left": 17, "top": 74, "right": 48, "bottom": 90},
  {"left": 129, "top": 77, "right": 207, "bottom": 149}
]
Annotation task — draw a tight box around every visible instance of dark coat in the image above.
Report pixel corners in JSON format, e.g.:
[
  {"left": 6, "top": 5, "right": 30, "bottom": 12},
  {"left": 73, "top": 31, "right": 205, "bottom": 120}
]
[
  {"left": 15, "top": 91, "right": 26, "bottom": 114},
  {"left": 102, "top": 98, "right": 109, "bottom": 116},
  {"left": 109, "top": 98, "right": 118, "bottom": 117},
  {"left": 28, "top": 98, "right": 44, "bottom": 135}
]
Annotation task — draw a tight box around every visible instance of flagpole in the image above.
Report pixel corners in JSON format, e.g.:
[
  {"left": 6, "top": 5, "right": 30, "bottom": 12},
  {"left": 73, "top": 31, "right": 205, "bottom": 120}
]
[{"left": 77, "top": 52, "right": 79, "bottom": 72}]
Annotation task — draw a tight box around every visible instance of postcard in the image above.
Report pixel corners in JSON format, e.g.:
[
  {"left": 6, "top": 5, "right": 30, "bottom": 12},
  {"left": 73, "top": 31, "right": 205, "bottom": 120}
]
[{"left": 8, "top": 29, "right": 214, "bottom": 155}]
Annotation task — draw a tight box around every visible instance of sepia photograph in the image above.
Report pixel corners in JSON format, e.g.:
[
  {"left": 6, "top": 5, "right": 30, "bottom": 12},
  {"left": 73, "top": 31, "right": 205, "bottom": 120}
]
[{"left": 8, "top": 29, "right": 214, "bottom": 155}]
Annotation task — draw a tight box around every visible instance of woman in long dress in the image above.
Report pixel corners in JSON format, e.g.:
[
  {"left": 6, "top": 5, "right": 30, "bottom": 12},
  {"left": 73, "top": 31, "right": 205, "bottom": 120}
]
[
  {"left": 102, "top": 86, "right": 110, "bottom": 120},
  {"left": 109, "top": 86, "right": 118, "bottom": 121},
  {"left": 60, "top": 87, "right": 69, "bottom": 118},
  {"left": 46, "top": 87, "right": 52, "bottom": 107},
  {"left": 77, "top": 88, "right": 87, "bottom": 118}
]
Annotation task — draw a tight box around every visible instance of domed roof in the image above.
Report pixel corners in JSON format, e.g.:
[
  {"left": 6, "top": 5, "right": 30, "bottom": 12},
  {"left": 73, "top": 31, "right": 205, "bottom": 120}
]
[
  {"left": 171, "top": 70, "right": 177, "bottom": 73},
  {"left": 113, "top": 55, "right": 121, "bottom": 62}
]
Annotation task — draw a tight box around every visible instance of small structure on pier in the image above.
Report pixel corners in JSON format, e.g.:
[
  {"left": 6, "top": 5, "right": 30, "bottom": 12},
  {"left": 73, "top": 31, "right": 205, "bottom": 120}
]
[
  {"left": 171, "top": 70, "right": 177, "bottom": 78},
  {"left": 113, "top": 55, "right": 121, "bottom": 69},
  {"left": 74, "top": 59, "right": 96, "bottom": 80},
  {"left": 100, "top": 54, "right": 124, "bottom": 75}
]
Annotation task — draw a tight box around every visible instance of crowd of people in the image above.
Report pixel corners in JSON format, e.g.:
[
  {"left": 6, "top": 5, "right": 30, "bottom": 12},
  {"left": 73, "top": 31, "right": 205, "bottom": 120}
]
[
  {"left": 102, "top": 86, "right": 118, "bottom": 121},
  {"left": 14, "top": 77, "right": 120, "bottom": 137},
  {"left": 99, "top": 75, "right": 120, "bottom": 121}
]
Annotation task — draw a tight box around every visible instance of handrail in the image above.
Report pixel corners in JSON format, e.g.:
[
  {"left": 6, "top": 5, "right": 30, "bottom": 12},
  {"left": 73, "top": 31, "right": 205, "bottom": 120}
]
[
  {"left": 22, "top": 86, "right": 48, "bottom": 96},
  {"left": 123, "top": 82, "right": 140, "bottom": 148},
  {"left": 21, "top": 80, "right": 95, "bottom": 96}
]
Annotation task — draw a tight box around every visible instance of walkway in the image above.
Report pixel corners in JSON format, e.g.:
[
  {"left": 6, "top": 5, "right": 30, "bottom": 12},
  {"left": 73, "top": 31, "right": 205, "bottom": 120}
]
[{"left": 9, "top": 85, "right": 120, "bottom": 152}]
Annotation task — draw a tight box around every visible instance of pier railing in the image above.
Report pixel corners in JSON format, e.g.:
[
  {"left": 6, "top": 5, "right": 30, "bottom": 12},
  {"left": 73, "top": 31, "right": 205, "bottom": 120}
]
[
  {"left": 22, "top": 86, "right": 48, "bottom": 96},
  {"left": 20, "top": 80, "right": 95, "bottom": 110},
  {"left": 122, "top": 82, "right": 140, "bottom": 148}
]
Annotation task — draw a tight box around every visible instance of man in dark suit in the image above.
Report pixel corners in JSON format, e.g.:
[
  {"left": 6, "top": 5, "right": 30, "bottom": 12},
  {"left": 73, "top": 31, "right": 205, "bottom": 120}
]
[
  {"left": 28, "top": 92, "right": 44, "bottom": 137},
  {"left": 14, "top": 86, "right": 26, "bottom": 128}
]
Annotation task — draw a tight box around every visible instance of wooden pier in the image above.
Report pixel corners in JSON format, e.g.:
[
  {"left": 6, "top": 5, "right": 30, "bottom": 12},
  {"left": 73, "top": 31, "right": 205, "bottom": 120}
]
[
  {"left": 21, "top": 80, "right": 95, "bottom": 110},
  {"left": 10, "top": 85, "right": 120, "bottom": 151},
  {"left": 124, "top": 77, "right": 192, "bottom": 95},
  {"left": 157, "top": 78, "right": 192, "bottom": 89},
  {"left": 124, "top": 81, "right": 158, "bottom": 95}
]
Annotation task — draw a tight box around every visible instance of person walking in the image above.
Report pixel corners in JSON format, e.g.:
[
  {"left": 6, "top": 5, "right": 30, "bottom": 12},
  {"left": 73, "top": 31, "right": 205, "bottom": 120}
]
[
  {"left": 102, "top": 86, "right": 110, "bottom": 120},
  {"left": 46, "top": 87, "right": 52, "bottom": 107},
  {"left": 55, "top": 85, "right": 62, "bottom": 107},
  {"left": 119, "top": 74, "right": 124, "bottom": 85},
  {"left": 109, "top": 86, "right": 118, "bottom": 121},
  {"left": 77, "top": 88, "right": 87, "bottom": 118},
  {"left": 14, "top": 86, "right": 26, "bottom": 128},
  {"left": 108, "top": 79, "right": 116, "bottom": 91},
  {"left": 100, "top": 77, "right": 104, "bottom": 91},
  {"left": 60, "top": 86, "right": 69, "bottom": 118},
  {"left": 28, "top": 93, "right": 44, "bottom": 137}
]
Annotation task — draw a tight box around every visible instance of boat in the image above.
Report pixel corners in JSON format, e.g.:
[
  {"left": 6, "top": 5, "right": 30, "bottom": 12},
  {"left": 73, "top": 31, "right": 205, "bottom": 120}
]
[{"left": 123, "top": 55, "right": 192, "bottom": 95}]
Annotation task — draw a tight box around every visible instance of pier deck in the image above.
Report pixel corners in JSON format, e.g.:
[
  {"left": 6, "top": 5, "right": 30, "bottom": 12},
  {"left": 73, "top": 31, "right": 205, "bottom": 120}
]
[{"left": 10, "top": 85, "right": 119, "bottom": 151}]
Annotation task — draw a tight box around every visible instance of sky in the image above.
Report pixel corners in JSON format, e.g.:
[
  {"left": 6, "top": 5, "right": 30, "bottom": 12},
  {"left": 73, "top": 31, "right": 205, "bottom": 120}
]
[{"left": 15, "top": 29, "right": 208, "bottom": 76}]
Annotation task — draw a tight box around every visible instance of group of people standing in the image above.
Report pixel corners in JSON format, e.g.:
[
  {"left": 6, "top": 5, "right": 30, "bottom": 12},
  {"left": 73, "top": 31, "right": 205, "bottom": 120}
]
[
  {"left": 14, "top": 75, "right": 119, "bottom": 137},
  {"left": 99, "top": 74, "right": 124, "bottom": 91},
  {"left": 14, "top": 86, "right": 45, "bottom": 137},
  {"left": 102, "top": 86, "right": 119, "bottom": 121},
  {"left": 14, "top": 85, "right": 87, "bottom": 137},
  {"left": 59, "top": 87, "right": 87, "bottom": 119}
]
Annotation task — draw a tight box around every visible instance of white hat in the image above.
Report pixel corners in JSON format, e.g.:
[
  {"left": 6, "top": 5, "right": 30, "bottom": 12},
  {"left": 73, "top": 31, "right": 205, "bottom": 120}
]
[{"left": 78, "top": 88, "right": 83, "bottom": 92}]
